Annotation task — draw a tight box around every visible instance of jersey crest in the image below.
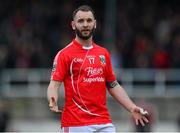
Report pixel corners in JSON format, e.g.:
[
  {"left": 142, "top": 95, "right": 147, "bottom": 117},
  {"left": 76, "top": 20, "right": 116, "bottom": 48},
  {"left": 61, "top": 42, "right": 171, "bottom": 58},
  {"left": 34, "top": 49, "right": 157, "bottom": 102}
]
[{"left": 99, "top": 55, "right": 106, "bottom": 65}]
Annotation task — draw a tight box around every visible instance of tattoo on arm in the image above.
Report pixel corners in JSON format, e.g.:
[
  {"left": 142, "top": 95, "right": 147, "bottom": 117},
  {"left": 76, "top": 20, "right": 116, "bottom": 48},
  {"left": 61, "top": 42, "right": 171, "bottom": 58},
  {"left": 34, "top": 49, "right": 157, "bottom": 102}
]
[{"left": 106, "top": 80, "right": 119, "bottom": 89}]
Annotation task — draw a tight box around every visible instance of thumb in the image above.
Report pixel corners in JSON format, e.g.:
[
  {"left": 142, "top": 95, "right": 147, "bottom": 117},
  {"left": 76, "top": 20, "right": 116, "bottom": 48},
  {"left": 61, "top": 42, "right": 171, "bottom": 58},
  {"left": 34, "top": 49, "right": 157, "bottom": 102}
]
[
  {"left": 49, "top": 97, "right": 57, "bottom": 107},
  {"left": 135, "top": 107, "right": 148, "bottom": 115}
]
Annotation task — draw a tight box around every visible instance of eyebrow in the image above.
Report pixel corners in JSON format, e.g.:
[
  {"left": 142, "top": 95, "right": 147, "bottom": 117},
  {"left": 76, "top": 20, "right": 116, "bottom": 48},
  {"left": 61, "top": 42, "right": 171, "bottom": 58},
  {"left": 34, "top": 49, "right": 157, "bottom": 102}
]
[{"left": 77, "top": 17, "right": 93, "bottom": 21}]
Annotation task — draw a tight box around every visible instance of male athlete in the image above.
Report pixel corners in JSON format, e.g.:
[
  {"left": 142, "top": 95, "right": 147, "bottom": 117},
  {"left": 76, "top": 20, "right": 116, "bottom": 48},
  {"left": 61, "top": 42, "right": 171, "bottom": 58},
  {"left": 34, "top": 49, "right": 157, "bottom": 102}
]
[{"left": 47, "top": 5, "right": 148, "bottom": 132}]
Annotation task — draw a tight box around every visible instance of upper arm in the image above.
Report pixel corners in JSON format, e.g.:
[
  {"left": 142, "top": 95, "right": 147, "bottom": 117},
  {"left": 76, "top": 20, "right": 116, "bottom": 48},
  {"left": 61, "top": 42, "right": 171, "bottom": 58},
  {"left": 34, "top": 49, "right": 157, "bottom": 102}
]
[
  {"left": 51, "top": 51, "right": 69, "bottom": 82},
  {"left": 105, "top": 49, "right": 116, "bottom": 82}
]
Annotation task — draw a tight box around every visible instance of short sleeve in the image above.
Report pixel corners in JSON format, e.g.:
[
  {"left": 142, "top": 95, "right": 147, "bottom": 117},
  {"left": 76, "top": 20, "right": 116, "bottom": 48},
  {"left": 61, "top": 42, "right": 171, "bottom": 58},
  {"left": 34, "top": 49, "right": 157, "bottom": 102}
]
[
  {"left": 51, "top": 51, "right": 68, "bottom": 81},
  {"left": 105, "top": 50, "right": 116, "bottom": 82}
]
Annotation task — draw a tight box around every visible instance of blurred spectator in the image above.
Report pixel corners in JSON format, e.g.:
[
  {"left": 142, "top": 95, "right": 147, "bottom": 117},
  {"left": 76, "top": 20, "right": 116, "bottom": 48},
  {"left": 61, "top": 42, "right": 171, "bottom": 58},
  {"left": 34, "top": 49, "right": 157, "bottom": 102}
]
[
  {"left": 0, "top": 0, "right": 179, "bottom": 69},
  {"left": 0, "top": 100, "right": 10, "bottom": 132},
  {"left": 170, "top": 32, "right": 180, "bottom": 68},
  {"left": 178, "top": 113, "right": 180, "bottom": 132},
  {"left": 109, "top": 45, "right": 122, "bottom": 70},
  {"left": 0, "top": 31, "right": 9, "bottom": 69},
  {"left": 152, "top": 45, "right": 170, "bottom": 68},
  {"left": 155, "top": 11, "right": 172, "bottom": 46},
  {"left": 133, "top": 34, "right": 153, "bottom": 68}
]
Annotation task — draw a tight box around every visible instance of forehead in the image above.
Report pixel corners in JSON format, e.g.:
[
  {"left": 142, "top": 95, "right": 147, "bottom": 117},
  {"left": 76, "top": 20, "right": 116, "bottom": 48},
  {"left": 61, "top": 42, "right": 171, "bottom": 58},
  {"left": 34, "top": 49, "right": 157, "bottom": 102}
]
[{"left": 74, "top": 10, "right": 95, "bottom": 20}]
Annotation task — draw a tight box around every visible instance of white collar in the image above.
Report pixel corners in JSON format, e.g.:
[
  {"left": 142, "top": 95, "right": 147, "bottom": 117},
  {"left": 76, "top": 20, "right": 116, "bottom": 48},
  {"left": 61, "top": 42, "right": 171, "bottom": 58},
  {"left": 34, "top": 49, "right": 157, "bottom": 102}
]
[{"left": 82, "top": 45, "right": 93, "bottom": 50}]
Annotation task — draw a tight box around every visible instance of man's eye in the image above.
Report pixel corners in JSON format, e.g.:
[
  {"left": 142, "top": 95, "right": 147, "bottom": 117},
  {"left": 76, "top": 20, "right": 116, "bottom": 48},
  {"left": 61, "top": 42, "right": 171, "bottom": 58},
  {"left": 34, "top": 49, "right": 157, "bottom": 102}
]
[
  {"left": 78, "top": 19, "right": 84, "bottom": 23},
  {"left": 87, "top": 19, "right": 93, "bottom": 22}
]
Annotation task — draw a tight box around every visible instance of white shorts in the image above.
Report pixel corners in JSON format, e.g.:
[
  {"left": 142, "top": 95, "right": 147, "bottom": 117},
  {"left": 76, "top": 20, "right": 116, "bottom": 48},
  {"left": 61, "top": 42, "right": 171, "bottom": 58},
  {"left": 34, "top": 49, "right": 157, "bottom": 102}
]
[{"left": 62, "top": 123, "right": 116, "bottom": 133}]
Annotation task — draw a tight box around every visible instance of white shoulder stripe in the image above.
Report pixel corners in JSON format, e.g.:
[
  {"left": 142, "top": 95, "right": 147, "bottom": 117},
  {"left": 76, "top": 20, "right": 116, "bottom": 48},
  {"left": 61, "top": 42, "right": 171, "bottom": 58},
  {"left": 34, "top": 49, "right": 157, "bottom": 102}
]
[
  {"left": 54, "top": 42, "right": 73, "bottom": 62},
  {"left": 58, "top": 42, "right": 73, "bottom": 54}
]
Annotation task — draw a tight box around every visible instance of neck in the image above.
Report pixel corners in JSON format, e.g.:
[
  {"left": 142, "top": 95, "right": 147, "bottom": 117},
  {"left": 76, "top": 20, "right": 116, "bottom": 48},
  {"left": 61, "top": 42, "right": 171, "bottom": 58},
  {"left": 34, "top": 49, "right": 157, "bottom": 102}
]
[{"left": 75, "top": 36, "right": 92, "bottom": 47}]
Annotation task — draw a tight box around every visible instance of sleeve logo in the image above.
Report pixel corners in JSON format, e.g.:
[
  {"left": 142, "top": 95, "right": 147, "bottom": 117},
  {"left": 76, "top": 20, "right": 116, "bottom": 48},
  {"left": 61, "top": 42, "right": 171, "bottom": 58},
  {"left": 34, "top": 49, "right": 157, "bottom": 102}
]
[{"left": 52, "top": 61, "right": 57, "bottom": 71}]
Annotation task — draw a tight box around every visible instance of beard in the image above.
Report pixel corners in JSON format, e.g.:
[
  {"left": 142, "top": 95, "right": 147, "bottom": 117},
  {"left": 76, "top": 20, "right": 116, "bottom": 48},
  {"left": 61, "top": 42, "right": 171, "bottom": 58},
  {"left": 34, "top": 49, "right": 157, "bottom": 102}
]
[{"left": 75, "top": 26, "right": 95, "bottom": 40}]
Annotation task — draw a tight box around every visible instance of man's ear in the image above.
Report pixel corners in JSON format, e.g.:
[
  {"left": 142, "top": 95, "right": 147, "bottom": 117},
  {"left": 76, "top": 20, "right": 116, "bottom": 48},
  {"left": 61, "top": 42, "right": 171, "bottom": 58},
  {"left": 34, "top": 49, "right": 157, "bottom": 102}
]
[
  {"left": 94, "top": 20, "right": 97, "bottom": 29},
  {"left": 71, "top": 21, "right": 75, "bottom": 30}
]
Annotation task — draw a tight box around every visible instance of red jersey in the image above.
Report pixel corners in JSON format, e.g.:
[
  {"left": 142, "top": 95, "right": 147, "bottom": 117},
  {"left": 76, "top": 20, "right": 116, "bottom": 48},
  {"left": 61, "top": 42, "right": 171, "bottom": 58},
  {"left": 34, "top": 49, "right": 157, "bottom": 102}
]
[{"left": 51, "top": 39, "right": 116, "bottom": 127}]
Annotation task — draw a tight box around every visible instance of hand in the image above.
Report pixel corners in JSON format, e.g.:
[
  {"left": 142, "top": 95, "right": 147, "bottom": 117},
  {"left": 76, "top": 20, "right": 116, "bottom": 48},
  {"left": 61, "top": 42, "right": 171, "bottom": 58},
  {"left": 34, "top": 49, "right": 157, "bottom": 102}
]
[
  {"left": 49, "top": 97, "right": 62, "bottom": 113},
  {"left": 130, "top": 106, "right": 149, "bottom": 126}
]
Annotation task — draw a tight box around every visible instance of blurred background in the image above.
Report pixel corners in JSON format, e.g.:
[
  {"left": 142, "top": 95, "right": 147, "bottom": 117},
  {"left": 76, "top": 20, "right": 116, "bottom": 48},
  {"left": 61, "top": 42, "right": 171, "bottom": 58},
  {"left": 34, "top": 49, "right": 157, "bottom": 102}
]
[{"left": 0, "top": 0, "right": 180, "bottom": 132}]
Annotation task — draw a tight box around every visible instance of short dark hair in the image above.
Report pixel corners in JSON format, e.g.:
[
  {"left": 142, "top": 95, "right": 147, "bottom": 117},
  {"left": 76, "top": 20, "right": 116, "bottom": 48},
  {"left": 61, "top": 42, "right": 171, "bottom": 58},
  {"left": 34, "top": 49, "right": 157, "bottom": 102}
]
[{"left": 72, "top": 5, "right": 95, "bottom": 20}]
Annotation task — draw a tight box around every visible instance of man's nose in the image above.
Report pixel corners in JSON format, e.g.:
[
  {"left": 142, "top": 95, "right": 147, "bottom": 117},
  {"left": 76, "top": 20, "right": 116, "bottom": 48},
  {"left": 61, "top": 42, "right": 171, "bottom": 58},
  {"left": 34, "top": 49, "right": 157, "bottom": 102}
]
[{"left": 83, "top": 21, "right": 88, "bottom": 27}]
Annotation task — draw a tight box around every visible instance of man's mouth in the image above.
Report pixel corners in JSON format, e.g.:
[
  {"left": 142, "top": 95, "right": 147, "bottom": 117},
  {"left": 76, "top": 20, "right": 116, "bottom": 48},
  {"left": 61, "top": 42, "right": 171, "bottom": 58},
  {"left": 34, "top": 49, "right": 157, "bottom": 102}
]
[
  {"left": 82, "top": 29, "right": 90, "bottom": 32},
  {"left": 82, "top": 30, "right": 90, "bottom": 35}
]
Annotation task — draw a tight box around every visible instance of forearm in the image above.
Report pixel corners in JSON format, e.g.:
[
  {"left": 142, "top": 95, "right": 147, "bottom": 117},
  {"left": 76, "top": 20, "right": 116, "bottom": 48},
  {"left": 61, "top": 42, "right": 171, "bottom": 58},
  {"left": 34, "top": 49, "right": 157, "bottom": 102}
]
[
  {"left": 47, "top": 80, "right": 62, "bottom": 102},
  {"left": 108, "top": 82, "right": 136, "bottom": 112}
]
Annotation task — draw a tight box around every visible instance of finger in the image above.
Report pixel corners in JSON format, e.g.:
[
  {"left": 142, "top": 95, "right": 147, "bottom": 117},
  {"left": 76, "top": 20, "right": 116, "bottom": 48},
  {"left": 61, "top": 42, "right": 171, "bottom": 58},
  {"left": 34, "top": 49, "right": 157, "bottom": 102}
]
[
  {"left": 51, "top": 108, "right": 62, "bottom": 113},
  {"left": 50, "top": 107, "right": 57, "bottom": 112},
  {"left": 134, "top": 107, "right": 144, "bottom": 114},
  {"left": 55, "top": 106, "right": 62, "bottom": 113},
  {"left": 49, "top": 97, "right": 57, "bottom": 108},
  {"left": 51, "top": 97, "right": 57, "bottom": 105},
  {"left": 143, "top": 116, "right": 149, "bottom": 123},
  {"left": 55, "top": 109, "right": 62, "bottom": 113},
  {"left": 139, "top": 119, "right": 145, "bottom": 126},
  {"left": 50, "top": 106, "right": 62, "bottom": 113},
  {"left": 49, "top": 102, "right": 53, "bottom": 108},
  {"left": 135, "top": 119, "right": 139, "bottom": 125},
  {"left": 50, "top": 107, "right": 55, "bottom": 112},
  {"left": 49, "top": 97, "right": 54, "bottom": 107},
  {"left": 141, "top": 110, "right": 148, "bottom": 115},
  {"left": 49, "top": 103, "right": 55, "bottom": 109},
  {"left": 139, "top": 108, "right": 145, "bottom": 114}
]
